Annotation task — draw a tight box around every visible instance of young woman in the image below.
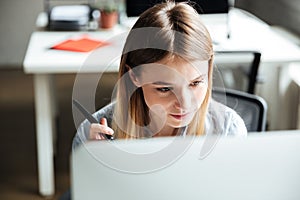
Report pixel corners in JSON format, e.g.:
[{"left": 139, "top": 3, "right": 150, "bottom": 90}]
[
  {"left": 73, "top": 1, "right": 247, "bottom": 149},
  {"left": 58, "top": 2, "right": 247, "bottom": 199}
]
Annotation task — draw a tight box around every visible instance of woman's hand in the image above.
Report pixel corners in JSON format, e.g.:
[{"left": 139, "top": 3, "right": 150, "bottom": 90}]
[{"left": 89, "top": 118, "right": 114, "bottom": 140}]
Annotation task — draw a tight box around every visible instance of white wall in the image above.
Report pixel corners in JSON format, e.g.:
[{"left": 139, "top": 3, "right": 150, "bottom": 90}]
[{"left": 0, "top": 0, "right": 43, "bottom": 68}]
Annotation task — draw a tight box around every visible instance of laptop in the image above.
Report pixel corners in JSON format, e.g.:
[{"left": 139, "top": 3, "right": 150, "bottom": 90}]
[{"left": 71, "top": 130, "right": 300, "bottom": 200}]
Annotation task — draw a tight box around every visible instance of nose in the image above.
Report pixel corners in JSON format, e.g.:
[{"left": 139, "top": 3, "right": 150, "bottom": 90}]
[{"left": 174, "top": 88, "right": 193, "bottom": 111}]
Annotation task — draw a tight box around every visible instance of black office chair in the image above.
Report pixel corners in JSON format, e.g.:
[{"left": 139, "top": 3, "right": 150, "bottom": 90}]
[
  {"left": 215, "top": 51, "right": 261, "bottom": 94},
  {"left": 212, "top": 87, "right": 267, "bottom": 132},
  {"left": 214, "top": 50, "right": 261, "bottom": 94}
]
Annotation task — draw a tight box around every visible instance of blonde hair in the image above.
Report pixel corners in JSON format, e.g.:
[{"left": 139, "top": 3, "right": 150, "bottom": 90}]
[{"left": 112, "top": 1, "right": 214, "bottom": 139}]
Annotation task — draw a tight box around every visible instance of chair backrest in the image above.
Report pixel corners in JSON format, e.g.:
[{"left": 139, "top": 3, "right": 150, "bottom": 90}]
[
  {"left": 212, "top": 87, "right": 267, "bottom": 132},
  {"left": 214, "top": 50, "right": 261, "bottom": 94}
]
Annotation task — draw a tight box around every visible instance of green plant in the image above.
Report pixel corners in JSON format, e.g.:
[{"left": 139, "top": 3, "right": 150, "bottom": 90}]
[{"left": 94, "top": 0, "right": 119, "bottom": 13}]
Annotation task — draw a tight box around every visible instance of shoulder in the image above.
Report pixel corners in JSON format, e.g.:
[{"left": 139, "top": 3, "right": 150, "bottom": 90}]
[{"left": 205, "top": 100, "right": 247, "bottom": 136}]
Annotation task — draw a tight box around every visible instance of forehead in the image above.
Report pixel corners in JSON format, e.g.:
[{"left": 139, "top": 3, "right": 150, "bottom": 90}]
[{"left": 137, "top": 59, "right": 209, "bottom": 83}]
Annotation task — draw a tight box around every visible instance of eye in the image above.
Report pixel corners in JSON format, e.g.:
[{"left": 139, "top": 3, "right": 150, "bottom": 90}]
[
  {"left": 156, "top": 87, "right": 173, "bottom": 93},
  {"left": 190, "top": 80, "right": 204, "bottom": 87}
]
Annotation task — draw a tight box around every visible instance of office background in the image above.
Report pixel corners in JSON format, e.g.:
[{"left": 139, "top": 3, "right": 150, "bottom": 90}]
[
  {"left": 0, "top": 0, "right": 300, "bottom": 199},
  {"left": 1, "top": 0, "right": 300, "bottom": 69}
]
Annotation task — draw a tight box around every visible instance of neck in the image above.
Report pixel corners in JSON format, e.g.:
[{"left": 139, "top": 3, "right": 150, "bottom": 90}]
[{"left": 153, "top": 126, "right": 178, "bottom": 137}]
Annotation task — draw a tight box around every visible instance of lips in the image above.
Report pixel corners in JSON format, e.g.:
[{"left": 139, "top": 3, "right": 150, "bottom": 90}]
[{"left": 170, "top": 113, "right": 189, "bottom": 120}]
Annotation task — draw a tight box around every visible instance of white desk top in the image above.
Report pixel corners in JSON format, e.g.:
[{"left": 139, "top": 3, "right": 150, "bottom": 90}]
[
  {"left": 24, "top": 8, "right": 300, "bottom": 74},
  {"left": 23, "top": 26, "right": 128, "bottom": 73},
  {"left": 209, "top": 9, "right": 300, "bottom": 63}
]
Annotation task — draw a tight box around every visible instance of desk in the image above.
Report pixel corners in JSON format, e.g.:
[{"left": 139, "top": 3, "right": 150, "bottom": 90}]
[
  {"left": 23, "top": 8, "right": 300, "bottom": 196},
  {"left": 24, "top": 27, "right": 128, "bottom": 196}
]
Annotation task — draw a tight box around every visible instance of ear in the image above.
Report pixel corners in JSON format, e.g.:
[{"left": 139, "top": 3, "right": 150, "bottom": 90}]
[{"left": 128, "top": 67, "right": 142, "bottom": 87}]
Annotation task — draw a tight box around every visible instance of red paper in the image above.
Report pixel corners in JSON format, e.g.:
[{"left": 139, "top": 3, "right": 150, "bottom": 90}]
[{"left": 51, "top": 37, "right": 110, "bottom": 52}]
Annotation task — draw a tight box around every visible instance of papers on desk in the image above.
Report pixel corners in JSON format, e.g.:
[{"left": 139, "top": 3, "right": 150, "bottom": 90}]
[{"left": 51, "top": 36, "right": 110, "bottom": 52}]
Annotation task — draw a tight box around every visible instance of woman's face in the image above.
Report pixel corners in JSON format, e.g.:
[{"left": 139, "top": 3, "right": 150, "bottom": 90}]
[{"left": 131, "top": 58, "right": 209, "bottom": 133}]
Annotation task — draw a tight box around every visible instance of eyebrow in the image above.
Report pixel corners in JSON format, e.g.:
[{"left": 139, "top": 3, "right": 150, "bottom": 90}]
[
  {"left": 152, "top": 81, "right": 173, "bottom": 85},
  {"left": 151, "top": 74, "right": 207, "bottom": 85},
  {"left": 192, "top": 74, "right": 206, "bottom": 81}
]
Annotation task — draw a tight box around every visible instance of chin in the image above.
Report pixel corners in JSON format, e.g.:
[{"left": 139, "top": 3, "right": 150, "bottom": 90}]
[{"left": 168, "top": 119, "right": 192, "bottom": 128}]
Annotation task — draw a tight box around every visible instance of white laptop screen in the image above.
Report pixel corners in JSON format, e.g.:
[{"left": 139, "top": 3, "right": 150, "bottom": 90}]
[{"left": 72, "top": 131, "right": 300, "bottom": 200}]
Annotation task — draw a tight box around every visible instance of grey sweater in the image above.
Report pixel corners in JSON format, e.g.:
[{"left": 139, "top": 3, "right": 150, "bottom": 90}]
[{"left": 73, "top": 100, "right": 247, "bottom": 149}]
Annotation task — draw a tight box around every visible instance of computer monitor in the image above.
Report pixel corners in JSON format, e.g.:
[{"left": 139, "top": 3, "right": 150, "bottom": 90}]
[
  {"left": 72, "top": 130, "right": 300, "bottom": 200},
  {"left": 126, "top": 0, "right": 229, "bottom": 17}
]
